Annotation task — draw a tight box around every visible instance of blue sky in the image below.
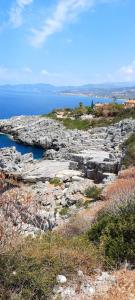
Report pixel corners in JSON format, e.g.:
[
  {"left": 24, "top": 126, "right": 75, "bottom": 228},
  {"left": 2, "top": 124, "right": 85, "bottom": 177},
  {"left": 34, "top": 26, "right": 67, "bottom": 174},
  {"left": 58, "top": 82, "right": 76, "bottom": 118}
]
[{"left": 0, "top": 0, "right": 135, "bottom": 86}]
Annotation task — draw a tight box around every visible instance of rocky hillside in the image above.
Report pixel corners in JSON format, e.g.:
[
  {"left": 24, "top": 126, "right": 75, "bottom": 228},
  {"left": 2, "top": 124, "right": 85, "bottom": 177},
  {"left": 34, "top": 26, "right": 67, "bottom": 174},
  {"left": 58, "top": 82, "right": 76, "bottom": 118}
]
[
  {"left": 0, "top": 116, "right": 135, "bottom": 183},
  {"left": 0, "top": 115, "right": 135, "bottom": 299}
]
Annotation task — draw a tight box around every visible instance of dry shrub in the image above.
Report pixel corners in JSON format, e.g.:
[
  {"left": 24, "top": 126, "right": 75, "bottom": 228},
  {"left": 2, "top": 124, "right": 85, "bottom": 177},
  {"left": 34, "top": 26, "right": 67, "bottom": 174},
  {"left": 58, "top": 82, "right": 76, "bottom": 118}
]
[
  {"left": 103, "top": 167, "right": 135, "bottom": 205},
  {"left": 58, "top": 213, "right": 93, "bottom": 237},
  {"left": 0, "top": 173, "right": 58, "bottom": 253},
  {"left": 118, "top": 167, "right": 135, "bottom": 179},
  {"left": 0, "top": 173, "right": 38, "bottom": 252},
  {"left": 21, "top": 233, "right": 101, "bottom": 275},
  {"left": 93, "top": 270, "right": 135, "bottom": 300},
  {"left": 0, "top": 233, "right": 102, "bottom": 299}
]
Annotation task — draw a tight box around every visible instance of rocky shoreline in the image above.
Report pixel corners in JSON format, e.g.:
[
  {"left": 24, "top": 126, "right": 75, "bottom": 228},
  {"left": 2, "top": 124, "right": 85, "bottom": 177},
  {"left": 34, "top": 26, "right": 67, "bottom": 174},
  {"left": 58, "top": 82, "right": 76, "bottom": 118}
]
[
  {"left": 0, "top": 115, "right": 135, "bottom": 234},
  {"left": 0, "top": 115, "right": 135, "bottom": 182}
]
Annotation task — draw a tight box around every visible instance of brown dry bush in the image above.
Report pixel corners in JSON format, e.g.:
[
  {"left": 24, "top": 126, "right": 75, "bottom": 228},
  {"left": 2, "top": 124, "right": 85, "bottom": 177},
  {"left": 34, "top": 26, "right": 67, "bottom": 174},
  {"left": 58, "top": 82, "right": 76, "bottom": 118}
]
[
  {"left": 103, "top": 167, "right": 135, "bottom": 206},
  {"left": 58, "top": 213, "right": 93, "bottom": 237},
  {"left": 0, "top": 173, "right": 41, "bottom": 253},
  {"left": 93, "top": 270, "right": 135, "bottom": 300}
]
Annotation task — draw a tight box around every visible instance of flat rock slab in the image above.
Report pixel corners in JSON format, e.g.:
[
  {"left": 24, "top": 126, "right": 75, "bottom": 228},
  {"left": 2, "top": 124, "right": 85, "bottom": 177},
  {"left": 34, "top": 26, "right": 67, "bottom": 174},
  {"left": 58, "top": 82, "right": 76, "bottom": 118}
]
[{"left": 21, "top": 160, "right": 82, "bottom": 183}]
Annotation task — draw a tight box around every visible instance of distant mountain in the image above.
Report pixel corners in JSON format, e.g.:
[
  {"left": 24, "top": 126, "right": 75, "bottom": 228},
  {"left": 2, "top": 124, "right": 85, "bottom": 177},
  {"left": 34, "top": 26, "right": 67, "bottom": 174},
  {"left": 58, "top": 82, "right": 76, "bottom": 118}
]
[
  {"left": 0, "top": 84, "right": 59, "bottom": 94},
  {"left": 0, "top": 82, "right": 135, "bottom": 98}
]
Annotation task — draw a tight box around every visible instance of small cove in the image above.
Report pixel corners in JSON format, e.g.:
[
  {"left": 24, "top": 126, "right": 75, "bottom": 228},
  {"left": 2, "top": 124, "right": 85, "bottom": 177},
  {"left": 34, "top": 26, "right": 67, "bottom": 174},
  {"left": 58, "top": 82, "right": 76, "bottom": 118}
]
[{"left": 0, "top": 134, "right": 44, "bottom": 159}]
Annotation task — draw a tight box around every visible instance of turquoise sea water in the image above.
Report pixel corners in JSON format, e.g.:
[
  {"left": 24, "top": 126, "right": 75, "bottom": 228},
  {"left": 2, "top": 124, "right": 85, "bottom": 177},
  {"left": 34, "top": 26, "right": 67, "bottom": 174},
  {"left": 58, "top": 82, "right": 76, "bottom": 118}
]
[{"left": 0, "top": 134, "right": 44, "bottom": 159}]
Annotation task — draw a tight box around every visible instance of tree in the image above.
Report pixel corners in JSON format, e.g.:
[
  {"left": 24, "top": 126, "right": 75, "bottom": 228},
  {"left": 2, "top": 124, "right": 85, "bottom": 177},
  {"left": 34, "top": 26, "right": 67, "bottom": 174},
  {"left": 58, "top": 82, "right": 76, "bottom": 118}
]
[
  {"left": 79, "top": 102, "right": 83, "bottom": 108},
  {"left": 91, "top": 100, "right": 94, "bottom": 109}
]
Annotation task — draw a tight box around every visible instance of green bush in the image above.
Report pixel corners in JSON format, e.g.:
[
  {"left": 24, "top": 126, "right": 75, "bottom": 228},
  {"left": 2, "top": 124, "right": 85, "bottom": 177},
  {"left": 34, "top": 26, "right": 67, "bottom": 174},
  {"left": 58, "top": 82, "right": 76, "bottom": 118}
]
[
  {"left": 0, "top": 250, "right": 60, "bottom": 299},
  {"left": 0, "top": 234, "right": 100, "bottom": 299},
  {"left": 59, "top": 206, "right": 69, "bottom": 216},
  {"left": 75, "top": 199, "right": 84, "bottom": 208},
  {"left": 62, "top": 118, "right": 90, "bottom": 130},
  {"left": 87, "top": 197, "right": 135, "bottom": 268},
  {"left": 83, "top": 200, "right": 91, "bottom": 208},
  {"left": 123, "top": 133, "right": 135, "bottom": 167},
  {"left": 50, "top": 177, "right": 62, "bottom": 187},
  {"left": 85, "top": 186, "right": 102, "bottom": 200}
]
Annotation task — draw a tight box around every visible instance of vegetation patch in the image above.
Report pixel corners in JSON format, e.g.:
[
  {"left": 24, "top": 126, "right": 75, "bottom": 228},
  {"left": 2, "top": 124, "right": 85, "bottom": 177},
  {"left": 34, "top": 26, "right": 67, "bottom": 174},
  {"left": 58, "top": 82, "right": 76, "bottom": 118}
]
[
  {"left": 62, "top": 118, "right": 91, "bottom": 130},
  {"left": 84, "top": 186, "right": 102, "bottom": 200},
  {"left": 42, "top": 104, "right": 135, "bottom": 130},
  {"left": 123, "top": 134, "right": 135, "bottom": 167},
  {"left": 87, "top": 195, "right": 135, "bottom": 268},
  {"left": 75, "top": 199, "right": 84, "bottom": 208},
  {"left": 0, "top": 234, "right": 100, "bottom": 299},
  {"left": 83, "top": 200, "right": 92, "bottom": 209},
  {"left": 50, "top": 177, "right": 62, "bottom": 187},
  {"left": 59, "top": 206, "right": 70, "bottom": 216}
]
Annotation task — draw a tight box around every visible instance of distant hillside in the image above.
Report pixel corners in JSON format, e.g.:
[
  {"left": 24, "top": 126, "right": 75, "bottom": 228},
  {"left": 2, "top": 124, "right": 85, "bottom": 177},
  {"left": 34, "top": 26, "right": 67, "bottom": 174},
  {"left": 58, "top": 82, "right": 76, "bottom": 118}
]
[{"left": 0, "top": 82, "right": 135, "bottom": 98}]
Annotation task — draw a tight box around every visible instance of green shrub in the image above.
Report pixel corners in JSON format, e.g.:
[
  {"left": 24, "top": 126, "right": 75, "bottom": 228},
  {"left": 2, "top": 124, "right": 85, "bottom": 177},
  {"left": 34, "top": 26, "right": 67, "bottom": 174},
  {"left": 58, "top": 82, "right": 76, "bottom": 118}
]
[
  {"left": 75, "top": 199, "right": 84, "bottom": 208},
  {"left": 87, "top": 197, "right": 135, "bottom": 268},
  {"left": 85, "top": 186, "right": 102, "bottom": 200},
  {"left": 62, "top": 118, "right": 90, "bottom": 130},
  {"left": 0, "top": 234, "right": 100, "bottom": 298},
  {"left": 59, "top": 207, "right": 69, "bottom": 216},
  {"left": 123, "top": 134, "right": 135, "bottom": 167},
  {"left": 83, "top": 200, "right": 91, "bottom": 208},
  {"left": 0, "top": 250, "right": 60, "bottom": 299},
  {"left": 50, "top": 177, "right": 62, "bottom": 187},
  {"left": 42, "top": 106, "right": 135, "bottom": 131}
]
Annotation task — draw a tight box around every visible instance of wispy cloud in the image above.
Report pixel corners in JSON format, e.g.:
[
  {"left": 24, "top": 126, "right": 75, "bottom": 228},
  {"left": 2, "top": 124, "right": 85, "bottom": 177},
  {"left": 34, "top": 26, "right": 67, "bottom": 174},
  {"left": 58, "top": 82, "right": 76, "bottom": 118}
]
[
  {"left": 9, "top": 0, "right": 33, "bottom": 28},
  {"left": 0, "top": 65, "right": 61, "bottom": 84},
  {"left": 30, "top": 0, "right": 117, "bottom": 47},
  {"left": 41, "top": 69, "right": 60, "bottom": 77},
  {"left": 22, "top": 66, "right": 32, "bottom": 73},
  {"left": 30, "top": 0, "right": 91, "bottom": 47},
  {"left": 119, "top": 61, "right": 135, "bottom": 81}
]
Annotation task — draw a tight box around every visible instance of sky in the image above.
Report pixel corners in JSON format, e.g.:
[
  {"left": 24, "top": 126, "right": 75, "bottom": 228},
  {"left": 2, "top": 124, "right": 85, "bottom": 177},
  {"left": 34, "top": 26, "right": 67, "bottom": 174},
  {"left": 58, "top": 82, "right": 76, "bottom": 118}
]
[{"left": 0, "top": 0, "right": 135, "bottom": 86}]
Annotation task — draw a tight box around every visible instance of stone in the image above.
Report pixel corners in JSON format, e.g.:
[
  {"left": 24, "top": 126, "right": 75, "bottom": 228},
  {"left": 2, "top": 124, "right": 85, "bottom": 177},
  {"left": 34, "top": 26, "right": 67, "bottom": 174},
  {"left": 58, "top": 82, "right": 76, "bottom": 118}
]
[
  {"left": 56, "top": 275, "right": 67, "bottom": 284},
  {"left": 80, "top": 114, "right": 94, "bottom": 120},
  {"left": 97, "top": 272, "right": 116, "bottom": 283},
  {"left": 81, "top": 282, "right": 96, "bottom": 295},
  {"left": 77, "top": 270, "right": 84, "bottom": 277}
]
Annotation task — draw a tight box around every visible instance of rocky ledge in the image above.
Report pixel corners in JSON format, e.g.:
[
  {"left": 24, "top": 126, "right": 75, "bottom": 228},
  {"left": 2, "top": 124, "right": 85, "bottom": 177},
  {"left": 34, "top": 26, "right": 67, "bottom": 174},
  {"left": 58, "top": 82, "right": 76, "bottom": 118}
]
[
  {"left": 0, "top": 115, "right": 135, "bottom": 235},
  {"left": 0, "top": 116, "right": 135, "bottom": 184}
]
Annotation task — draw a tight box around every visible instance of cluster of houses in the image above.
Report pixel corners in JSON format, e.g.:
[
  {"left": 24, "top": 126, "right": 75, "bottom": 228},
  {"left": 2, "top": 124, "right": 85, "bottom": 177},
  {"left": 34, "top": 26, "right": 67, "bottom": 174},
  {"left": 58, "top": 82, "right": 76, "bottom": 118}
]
[
  {"left": 95, "top": 99, "right": 135, "bottom": 110},
  {"left": 124, "top": 99, "right": 135, "bottom": 109},
  {"left": 53, "top": 99, "right": 135, "bottom": 120}
]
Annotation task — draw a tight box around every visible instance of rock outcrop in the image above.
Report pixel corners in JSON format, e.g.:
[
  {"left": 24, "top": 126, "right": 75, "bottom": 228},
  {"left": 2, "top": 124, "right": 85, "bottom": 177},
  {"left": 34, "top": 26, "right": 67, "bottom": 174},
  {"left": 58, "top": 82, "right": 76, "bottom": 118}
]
[
  {"left": 0, "top": 147, "right": 82, "bottom": 182},
  {"left": 0, "top": 116, "right": 135, "bottom": 183},
  {"left": 0, "top": 115, "right": 135, "bottom": 235}
]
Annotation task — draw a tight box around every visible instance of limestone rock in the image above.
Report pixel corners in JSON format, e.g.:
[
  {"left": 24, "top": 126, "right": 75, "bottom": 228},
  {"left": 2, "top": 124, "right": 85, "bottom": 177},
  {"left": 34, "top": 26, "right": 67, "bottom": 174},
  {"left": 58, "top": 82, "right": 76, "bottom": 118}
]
[{"left": 56, "top": 275, "right": 67, "bottom": 284}]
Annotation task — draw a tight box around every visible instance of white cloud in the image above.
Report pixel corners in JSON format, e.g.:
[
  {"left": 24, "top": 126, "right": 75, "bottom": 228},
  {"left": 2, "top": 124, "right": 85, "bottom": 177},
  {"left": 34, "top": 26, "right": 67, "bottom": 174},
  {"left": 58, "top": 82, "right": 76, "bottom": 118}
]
[
  {"left": 0, "top": 65, "right": 61, "bottom": 84},
  {"left": 119, "top": 61, "right": 135, "bottom": 81},
  {"left": 103, "top": 60, "right": 135, "bottom": 83},
  {"left": 17, "top": 0, "right": 33, "bottom": 6},
  {"left": 41, "top": 69, "right": 60, "bottom": 77},
  {"left": 30, "top": 0, "right": 117, "bottom": 47},
  {"left": 9, "top": 0, "right": 33, "bottom": 28},
  {"left": 41, "top": 69, "right": 50, "bottom": 76}
]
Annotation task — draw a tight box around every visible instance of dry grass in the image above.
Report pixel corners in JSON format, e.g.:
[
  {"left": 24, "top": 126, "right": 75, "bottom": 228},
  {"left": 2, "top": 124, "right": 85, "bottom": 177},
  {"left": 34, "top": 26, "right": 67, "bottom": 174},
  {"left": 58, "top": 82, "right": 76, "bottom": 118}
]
[
  {"left": 103, "top": 167, "right": 135, "bottom": 204},
  {"left": 0, "top": 173, "right": 36, "bottom": 252},
  {"left": 22, "top": 234, "right": 102, "bottom": 275},
  {"left": 57, "top": 201, "right": 105, "bottom": 238},
  {"left": 94, "top": 270, "right": 135, "bottom": 300}
]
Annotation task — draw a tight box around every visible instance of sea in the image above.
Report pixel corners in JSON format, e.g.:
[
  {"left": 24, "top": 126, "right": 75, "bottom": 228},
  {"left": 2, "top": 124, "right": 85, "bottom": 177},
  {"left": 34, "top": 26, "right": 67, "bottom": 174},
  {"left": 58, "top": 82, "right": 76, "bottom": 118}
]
[{"left": 0, "top": 91, "right": 124, "bottom": 159}]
